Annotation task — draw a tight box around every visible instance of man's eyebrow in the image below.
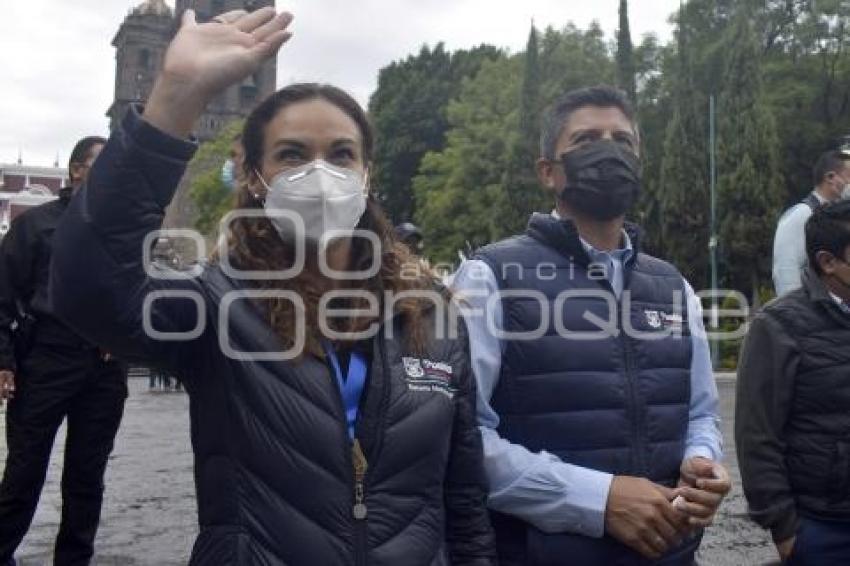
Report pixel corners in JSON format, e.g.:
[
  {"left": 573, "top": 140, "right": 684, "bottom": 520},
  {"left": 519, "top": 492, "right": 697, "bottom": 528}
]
[{"left": 568, "top": 128, "right": 601, "bottom": 140}]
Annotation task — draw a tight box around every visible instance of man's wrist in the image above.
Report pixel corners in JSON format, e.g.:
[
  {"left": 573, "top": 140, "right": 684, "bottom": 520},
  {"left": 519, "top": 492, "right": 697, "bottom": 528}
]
[
  {"left": 771, "top": 511, "right": 799, "bottom": 545},
  {"left": 683, "top": 445, "right": 717, "bottom": 463}
]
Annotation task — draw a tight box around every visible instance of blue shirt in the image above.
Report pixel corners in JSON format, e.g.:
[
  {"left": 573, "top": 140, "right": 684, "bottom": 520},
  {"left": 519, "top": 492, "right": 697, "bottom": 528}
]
[{"left": 451, "top": 229, "right": 723, "bottom": 538}]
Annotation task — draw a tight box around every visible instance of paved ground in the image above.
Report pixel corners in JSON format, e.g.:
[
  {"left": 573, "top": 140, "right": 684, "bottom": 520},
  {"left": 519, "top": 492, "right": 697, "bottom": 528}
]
[{"left": 0, "top": 377, "right": 778, "bottom": 565}]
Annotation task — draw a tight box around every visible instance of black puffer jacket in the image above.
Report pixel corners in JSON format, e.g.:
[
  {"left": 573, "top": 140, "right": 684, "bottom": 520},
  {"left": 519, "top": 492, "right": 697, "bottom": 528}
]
[
  {"left": 49, "top": 106, "right": 496, "bottom": 565},
  {"left": 736, "top": 267, "right": 850, "bottom": 542},
  {"left": 0, "top": 187, "right": 93, "bottom": 372}
]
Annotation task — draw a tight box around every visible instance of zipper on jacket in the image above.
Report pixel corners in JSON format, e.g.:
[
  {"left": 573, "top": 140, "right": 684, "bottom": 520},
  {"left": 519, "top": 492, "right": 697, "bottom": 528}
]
[
  {"left": 324, "top": 342, "right": 368, "bottom": 565},
  {"left": 352, "top": 439, "right": 368, "bottom": 566},
  {"left": 611, "top": 280, "right": 648, "bottom": 477},
  {"left": 333, "top": 325, "right": 392, "bottom": 566},
  {"left": 352, "top": 439, "right": 369, "bottom": 520},
  {"left": 327, "top": 324, "right": 393, "bottom": 565},
  {"left": 354, "top": 326, "right": 393, "bottom": 565},
  {"left": 620, "top": 327, "right": 648, "bottom": 475}
]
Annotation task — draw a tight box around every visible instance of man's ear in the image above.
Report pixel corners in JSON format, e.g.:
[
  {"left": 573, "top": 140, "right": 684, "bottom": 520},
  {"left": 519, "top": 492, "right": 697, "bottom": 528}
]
[
  {"left": 69, "top": 163, "right": 85, "bottom": 185},
  {"left": 816, "top": 251, "right": 839, "bottom": 275},
  {"left": 536, "top": 157, "right": 561, "bottom": 199}
]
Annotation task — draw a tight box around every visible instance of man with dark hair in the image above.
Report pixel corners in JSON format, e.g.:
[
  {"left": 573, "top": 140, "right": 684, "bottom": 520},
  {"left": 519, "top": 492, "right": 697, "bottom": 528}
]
[
  {"left": 737, "top": 200, "right": 850, "bottom": 564},
  {"left": 773, "top": 149, "right": 850, "bottom": 296},
  {"left": 0, "top": 135, "right": 128, "bottom": 565},
  {"left": 394, "top": 222, "right": 424, "bottom": 253},
  {"left": 453, "top": 85, "right": 729, "bottom": 564}
]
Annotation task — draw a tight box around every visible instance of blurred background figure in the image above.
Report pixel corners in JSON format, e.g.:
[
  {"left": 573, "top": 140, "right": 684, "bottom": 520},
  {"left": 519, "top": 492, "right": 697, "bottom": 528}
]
[
  {"left": 146, "top": 238, "right": 184, "bottom": 393},
  {"left": 772, "top": 149, "right": 850, "bottom": 296},
  {"left": 738, "top": 200, "right": 850, "bottom": 564},
  {"left": 394, "top": 221, "right": 423, "bottom": 254},
  {"left": 220, "top": 133, "right": 244, "bottom": 192},
  {"left": 0, "top": 136, "right": 128, "bottom": 566},
  {"left": 150, "top": 236, "right": 180, "bottom": 271}
]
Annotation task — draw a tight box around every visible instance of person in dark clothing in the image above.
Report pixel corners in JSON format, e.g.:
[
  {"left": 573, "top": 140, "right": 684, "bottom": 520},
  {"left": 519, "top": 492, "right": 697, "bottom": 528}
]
[
  {"left": 49, "top": 8, "right": 494, "bottom": 565},
  {"left": 452, "top": 85, "right": 731, "bottom": 565},
  {"left": 395, "top": 222, "right": 424, "bottom": 254},
  {"left": 0, "top": 135, "right": 129, "bottom": 566},
  {"left": 736, "top": 200, "right": 850, "bottom": 565}
]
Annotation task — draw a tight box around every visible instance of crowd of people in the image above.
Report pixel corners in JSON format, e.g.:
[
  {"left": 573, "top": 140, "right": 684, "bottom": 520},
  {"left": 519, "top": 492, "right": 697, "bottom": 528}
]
[{"left": 0, "top": 6, "right": 848, "bottom": 566}]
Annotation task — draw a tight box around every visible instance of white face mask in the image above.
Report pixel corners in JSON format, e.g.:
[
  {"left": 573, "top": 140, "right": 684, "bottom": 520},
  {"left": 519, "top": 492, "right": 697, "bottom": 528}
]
[{"left": 257, "top": 160, "right": 368, "bottom": 243}]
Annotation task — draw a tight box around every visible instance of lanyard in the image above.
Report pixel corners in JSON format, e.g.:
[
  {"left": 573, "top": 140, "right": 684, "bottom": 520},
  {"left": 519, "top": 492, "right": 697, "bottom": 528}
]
[{"left": 322, "top": 341, "right": 368, "bottom": 442}]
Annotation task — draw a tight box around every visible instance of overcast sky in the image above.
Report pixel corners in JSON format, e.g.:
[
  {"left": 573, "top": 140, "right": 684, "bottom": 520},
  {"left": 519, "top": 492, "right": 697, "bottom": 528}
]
[{"left": 0, "top": 0, "right": 681, "bottom": 167}]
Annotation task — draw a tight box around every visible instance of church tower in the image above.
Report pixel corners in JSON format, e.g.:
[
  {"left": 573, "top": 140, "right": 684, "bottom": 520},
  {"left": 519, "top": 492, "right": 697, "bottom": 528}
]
[
  {"left": 107, "top": 0, "right": 173, "bottom": 132},
  {"left": 109, "top": 0, "right": 278, "bottom": 142}
]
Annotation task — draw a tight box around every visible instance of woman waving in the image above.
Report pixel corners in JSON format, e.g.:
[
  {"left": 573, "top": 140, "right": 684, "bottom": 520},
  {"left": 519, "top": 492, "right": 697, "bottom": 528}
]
[{"left": 49, "top": 7, "right": 495, "bottom": 565}]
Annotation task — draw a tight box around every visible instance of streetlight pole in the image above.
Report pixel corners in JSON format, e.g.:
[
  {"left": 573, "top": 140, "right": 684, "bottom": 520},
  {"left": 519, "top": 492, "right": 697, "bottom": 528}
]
[{"left": 709, "top": 94, "right": 719, "bottom": 369}]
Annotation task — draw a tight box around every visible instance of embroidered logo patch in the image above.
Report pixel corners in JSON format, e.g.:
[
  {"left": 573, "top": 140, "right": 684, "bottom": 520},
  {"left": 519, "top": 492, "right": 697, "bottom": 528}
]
[
  {"left": 643, "top": 310, "right": 684, "bottom": 333},
  {"left": 402, "top": 356, "right": 425, "bottom": 378},
  {"left": 644, "top": 310, "right": 662, "bottom": 329},
  {"left": 402, "top": 357, "right": 456, "bottom": 399}
]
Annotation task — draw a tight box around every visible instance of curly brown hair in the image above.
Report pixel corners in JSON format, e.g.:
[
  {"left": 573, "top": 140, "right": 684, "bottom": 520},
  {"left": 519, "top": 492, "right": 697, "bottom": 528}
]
[{"left": 211, "top": 84, "right": 439, "bottom": 359}]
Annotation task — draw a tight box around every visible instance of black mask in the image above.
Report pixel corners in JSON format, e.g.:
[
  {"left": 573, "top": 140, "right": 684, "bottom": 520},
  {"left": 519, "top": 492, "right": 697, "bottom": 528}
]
[{"left": 559, "top": 139, "right": 642, "bottom": 221}]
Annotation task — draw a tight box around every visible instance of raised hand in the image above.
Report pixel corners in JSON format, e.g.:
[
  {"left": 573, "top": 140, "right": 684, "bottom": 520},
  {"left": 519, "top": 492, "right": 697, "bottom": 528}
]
[{"left": 143, "top": 7, "right": 293, "bottom": 138}]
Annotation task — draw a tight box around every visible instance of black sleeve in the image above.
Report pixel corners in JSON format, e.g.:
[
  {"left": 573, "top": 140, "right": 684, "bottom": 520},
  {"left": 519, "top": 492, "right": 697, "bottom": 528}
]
[
  {"left": 0, "top": 214, "right": 36, "bottom": 372},
  {"left": 444, "top": 321, "right": 497, "bottom": 565},
  {"left": 50, "top": 105, "right": 206, "bottom": 379},
  {"left": 734, "top": 311, "right": 800, "bottom": 543}
]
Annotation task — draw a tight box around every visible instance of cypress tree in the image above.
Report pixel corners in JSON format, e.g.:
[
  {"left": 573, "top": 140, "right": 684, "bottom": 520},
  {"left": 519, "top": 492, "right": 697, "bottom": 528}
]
[
  {"left": 616, "top": 0, "right": 637, "bottom": 102},
  {"left": 658, "top": 2, "right": 710, "bottom": 287},
  {"left": 717, "top": 6, "right": 783, "bottom": 300},
  {"left": 503, "top": 24, "right": 544, "bottom": 233}
]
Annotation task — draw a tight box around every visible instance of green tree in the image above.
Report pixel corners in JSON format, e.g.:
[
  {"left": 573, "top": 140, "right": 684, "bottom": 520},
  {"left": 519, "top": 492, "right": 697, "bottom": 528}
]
[
  {"left": 538, "top": 23, "right": 616, "bottom": 104},
  {"left": 411, "top": 25, "right": 615, "bottom": 263},
  {"left": 503, "top": 24, "right": 545, "bottom": 234},
  {"left": 717, "top": 8, "right": 784, "bottom": 299},
  {"left": 413, "top": 56, "right": 521, "bottom": 263},
  {"left": 616, "top": 0, "right": 637, "bottom": 102},
  {"left": 761, "top": 0, "right": 850, "bottom": 206},
  {"left": 188, "top": 120, "right": 243, "bottom": 237},
  {"left": 369, "top": 44, "right": 501, "bottom": 224},
  {"left": 658, "top": 5, "right": 710, "bottom": 288}
]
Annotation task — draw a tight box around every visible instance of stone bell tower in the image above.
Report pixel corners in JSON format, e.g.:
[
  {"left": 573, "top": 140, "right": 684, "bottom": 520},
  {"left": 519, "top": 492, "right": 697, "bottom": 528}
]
[
  {"left": 107, "top": 0, "right": 279, "bottom": 243},
  {"left": 109, "top": 0, "right": 277, "bottom": 143}
]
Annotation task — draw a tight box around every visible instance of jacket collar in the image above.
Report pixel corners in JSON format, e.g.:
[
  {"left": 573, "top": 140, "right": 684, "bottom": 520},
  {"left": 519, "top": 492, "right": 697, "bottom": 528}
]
[
  {"left": 59, "top": 186, "right": 74, "bottom": 203},
  {"left": 802, "top": 267, "right": 850, "bottom": 329},
  {"left": 525, "top": 212, "right": 642, "bottom": 268}
]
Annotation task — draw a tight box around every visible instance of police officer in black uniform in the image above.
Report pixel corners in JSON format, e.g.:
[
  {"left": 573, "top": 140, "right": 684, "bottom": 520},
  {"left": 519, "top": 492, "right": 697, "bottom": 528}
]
[{"left": 0, "top": 136, "right": 128, "bottom": 566}]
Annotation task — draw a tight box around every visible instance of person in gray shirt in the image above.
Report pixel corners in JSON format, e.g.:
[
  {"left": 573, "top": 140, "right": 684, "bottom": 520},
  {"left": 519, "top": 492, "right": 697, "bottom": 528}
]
[{"left": 773, "top": 150, "right": 850, "bottom": 296}]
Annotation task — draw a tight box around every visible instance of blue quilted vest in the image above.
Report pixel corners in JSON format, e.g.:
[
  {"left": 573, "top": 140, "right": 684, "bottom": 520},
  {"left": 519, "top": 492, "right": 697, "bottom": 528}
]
[{"left": 476, "top": 214, "right": 698, "bottom": 565}]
